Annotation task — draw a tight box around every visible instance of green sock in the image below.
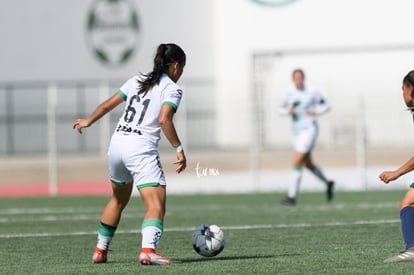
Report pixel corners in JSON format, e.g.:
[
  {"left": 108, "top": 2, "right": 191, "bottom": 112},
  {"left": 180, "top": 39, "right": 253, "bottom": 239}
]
[{"left": 96, "top": 221, "right": 117, "bottom": 250}]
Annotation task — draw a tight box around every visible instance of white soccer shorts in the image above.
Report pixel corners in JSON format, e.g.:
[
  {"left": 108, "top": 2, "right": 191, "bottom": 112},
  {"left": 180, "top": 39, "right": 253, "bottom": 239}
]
[
  {"left": 107, "top": 134, "right": 166, "bottom": 189},
  {"left": 292, "top": 126, "right": 318, "bottom": 153}
]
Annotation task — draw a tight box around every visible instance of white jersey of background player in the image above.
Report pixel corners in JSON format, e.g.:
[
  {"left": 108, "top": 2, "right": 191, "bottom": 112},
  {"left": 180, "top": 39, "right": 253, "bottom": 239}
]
[
  {"left": 279, "top": 84, "right": 329, "bottom": 136},
  {"left": 278, "top": 69, "right": 334, "bottom": 206}
]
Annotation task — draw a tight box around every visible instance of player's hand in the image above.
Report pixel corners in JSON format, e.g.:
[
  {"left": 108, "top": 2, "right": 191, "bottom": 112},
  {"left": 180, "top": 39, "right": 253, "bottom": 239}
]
[
  {"left": 288, "top": 107, "right": 296, "bottom": 116},
  {"left": 379, "top": 171, "right": 400, "bottom": 184},
  {"left": 306, "top": 110, "right": 316, "bottom": 116},
  {"left": 73, "top": 118, "right": 91, "bottom": 134},
  {"left": 174, "top": 151, "right": 186, "bottom": 173}
]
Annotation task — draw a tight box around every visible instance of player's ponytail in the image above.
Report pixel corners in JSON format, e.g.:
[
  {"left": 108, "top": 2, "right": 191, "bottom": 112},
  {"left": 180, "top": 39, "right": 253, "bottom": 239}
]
[
  {"left": 138, "top": 43, "right": 186, "bottom": 96},
  {"left": 403, "top": 70, "right": 414, "bottom": 87}
]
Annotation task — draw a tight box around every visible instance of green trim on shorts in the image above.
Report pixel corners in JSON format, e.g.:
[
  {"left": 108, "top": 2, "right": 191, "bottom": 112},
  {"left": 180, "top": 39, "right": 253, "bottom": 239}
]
[
  {"left": 162, "top": 101, "right": 177, "bottom": 110},
  {"left": 111, "top": 179, "right": 126, "bottom": 186},
  {"left": 137, "top": 182, "right": 159, "bottom": 189},
  {"left": 117, "top": 89, "right": 127, "bottom": 101},
  {"left": 141, "top": 219, "right": 163, "bottom": 231}
]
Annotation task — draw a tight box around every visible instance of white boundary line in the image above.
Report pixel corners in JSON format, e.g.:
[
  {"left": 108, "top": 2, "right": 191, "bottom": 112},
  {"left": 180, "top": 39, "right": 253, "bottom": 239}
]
[
  {"left": 0, "top": 201, "right": 398, "bottom": 216},
  {"left": 0, "top": 219, "right": 400, "bottom": 239}
]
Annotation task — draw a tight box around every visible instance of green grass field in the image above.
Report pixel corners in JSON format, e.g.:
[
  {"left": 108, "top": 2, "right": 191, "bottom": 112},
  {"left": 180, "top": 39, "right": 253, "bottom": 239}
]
[{"left": 0, "top": 191, "right": 412, "bottom": 274}]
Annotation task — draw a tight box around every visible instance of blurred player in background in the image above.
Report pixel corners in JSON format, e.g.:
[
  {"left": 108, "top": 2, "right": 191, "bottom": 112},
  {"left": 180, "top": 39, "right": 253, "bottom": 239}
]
[
  {"left": 73, "top": 43, "right": 186, "bottom": 265},
  {"left": 279, "top": 69, "right": 334, "bottom": 206},
  {"left": 380, "top": 70, "right": 414, "bottom": 263}
]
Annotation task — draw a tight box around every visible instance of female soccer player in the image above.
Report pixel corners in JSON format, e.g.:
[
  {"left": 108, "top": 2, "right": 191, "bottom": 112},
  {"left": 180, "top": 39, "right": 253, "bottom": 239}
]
[
  {"left": 73, "top": 43, "right": 186, "bottom": 265},
  {"left": 279, "top": 69, "right": 334, "bottom": 206},
  {"left": 380, "top": 70, "right": 414, "bottom": 263}
]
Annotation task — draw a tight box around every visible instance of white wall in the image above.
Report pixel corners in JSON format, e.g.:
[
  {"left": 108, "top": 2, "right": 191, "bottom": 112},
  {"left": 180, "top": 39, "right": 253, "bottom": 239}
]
[
  {"left": 2, "top": 0, "right": 414, "bottom": 149},
  {"left": 0, "top": 0, "right": 215, "bottom": 82},
  {"left": 213, "top": 0, "right": 414, "bottom": 148}
]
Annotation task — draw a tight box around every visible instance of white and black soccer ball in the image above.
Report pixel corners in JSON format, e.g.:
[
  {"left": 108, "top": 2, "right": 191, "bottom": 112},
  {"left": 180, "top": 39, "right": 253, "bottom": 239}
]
[{"left": 192, "top": 224, "right": 225, "bottom": 257}]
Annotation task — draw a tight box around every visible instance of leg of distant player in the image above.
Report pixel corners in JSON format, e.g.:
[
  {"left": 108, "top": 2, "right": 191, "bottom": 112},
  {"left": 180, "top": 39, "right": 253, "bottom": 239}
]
[
  {"left": 282, "top": 151, "right": 305, "bottom": 206},
  {"left": 287, "top": 165, "right": 303, "bottom": 199},
  {"left": 138, "top": 185, "right": 172, "bottom": 265},
  {"left": 303, "top": 153, "right": 335, "bottom": 201},
  {"left": 288, "top": 151, "right": 306, "bottom": 199},
  {"left": 282, "top": 151, "right": 334, "bottom": 206},
  {"left": 93, "top": 182, "right": 133, "bottom": 263}
]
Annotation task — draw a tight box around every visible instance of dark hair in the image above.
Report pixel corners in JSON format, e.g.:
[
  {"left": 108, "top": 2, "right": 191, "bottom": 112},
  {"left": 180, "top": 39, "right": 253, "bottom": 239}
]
[
  {"left": 138, "top": 43, "right": 186, "bottom": 96},
  {"left": 403, "top": 70, "right": 414, "bottom": 87},
  {"left": 292, "top": 68, "right": 305, "bottom": 78}
]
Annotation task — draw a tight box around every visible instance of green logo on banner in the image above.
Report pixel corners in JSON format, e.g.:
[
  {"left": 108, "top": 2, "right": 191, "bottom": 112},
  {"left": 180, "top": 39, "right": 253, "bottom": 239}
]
[
  {"left": 250, "top": 0, "right": 298, "bottom": 7},
  {"left": 87, "top": 0, "right": 141, "bottom": 67}
]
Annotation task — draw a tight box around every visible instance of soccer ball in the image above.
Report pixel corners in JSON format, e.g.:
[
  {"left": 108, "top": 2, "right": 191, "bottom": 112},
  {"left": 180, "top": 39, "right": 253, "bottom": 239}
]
[{"left": 192, "top": 224, "right": 225, "bottom": 257}]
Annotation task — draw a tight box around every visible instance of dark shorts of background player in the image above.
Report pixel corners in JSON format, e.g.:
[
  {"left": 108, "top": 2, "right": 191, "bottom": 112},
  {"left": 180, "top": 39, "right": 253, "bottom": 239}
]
[{"left": 410, "top": 183, "right": 414, "bottom": 188}]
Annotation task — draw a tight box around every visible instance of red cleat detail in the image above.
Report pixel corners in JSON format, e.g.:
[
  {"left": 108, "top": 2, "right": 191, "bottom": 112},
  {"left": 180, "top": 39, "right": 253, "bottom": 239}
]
[
  {"left": 139, "top": 250, "right": 172, "bottom": 265},
  {"left": 92, "top": 247, "right": 107, "bottom": 264}
]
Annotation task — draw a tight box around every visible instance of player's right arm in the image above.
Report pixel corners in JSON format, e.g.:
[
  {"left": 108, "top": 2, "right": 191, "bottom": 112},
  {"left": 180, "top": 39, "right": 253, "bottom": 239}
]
[
  {"left": 73, "top": 92, "right": 124, "bottom": 134},
  {"left": 279, "top": 92, "right": 296, "bottom": 116},
  {"left": 159, "top": 104, "right": 186, "bottom": 173},
  {"left": 379, "top": 156, "right": 414, "bottom": 183}
]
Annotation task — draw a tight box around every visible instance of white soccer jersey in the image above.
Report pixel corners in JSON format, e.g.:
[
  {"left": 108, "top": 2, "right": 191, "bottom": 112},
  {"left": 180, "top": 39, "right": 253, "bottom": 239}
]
[
  {"left": 114, "top": 73, "right": 183, "bottom": 145},
  {"left": 279, "top": 86, "right": 329, "bottom": 135}
]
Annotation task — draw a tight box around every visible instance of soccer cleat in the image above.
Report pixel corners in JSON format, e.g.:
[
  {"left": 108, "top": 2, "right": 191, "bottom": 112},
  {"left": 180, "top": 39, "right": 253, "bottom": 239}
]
[
  {"left": 92, "top": 247, "right": 108, "bottom": 263},
  {"left": 384, "top": 248, "right": 414, "bottom": 263},
  {"left": 280, "top": 197, "right": 296, "bottom": 206},
  {"left": 326, "top": 181, "right": 335, "bottom": 202},
  {"left": 139, "top": 251, "right": 172, "bottom": 265}
]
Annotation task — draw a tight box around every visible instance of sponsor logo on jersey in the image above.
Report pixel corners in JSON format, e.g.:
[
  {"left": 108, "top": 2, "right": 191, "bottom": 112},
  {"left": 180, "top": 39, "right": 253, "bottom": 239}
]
[
  {"left": 250, "top": 0, "right": 298, "bottom": 7},
  {"left": 86, "top": 0, "right": 141, "bottom": 67},
  {"left": 170, "top": 89, "right": 183, "bottom": 99}
]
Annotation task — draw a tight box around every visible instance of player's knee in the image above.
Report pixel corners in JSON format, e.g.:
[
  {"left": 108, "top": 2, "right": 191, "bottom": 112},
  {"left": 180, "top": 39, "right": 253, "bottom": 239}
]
[
  {"left": 399, "top": 190, "right": 414, "bottom": 210},
  {"left": 399, "top": 200, "right": 414, "bottom": 211}
]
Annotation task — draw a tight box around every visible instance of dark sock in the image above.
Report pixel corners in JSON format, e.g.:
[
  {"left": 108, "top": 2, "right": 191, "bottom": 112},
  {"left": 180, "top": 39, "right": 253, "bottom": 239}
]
[
  {"left": 400, "top": 206, "right": 414, "bottom": 250},
  {"left": 309, "top": 165, "right": 329, "bottom": 184}
]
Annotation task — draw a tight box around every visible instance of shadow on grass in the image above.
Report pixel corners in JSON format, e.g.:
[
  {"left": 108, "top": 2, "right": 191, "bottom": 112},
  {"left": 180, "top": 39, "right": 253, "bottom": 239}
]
[{"left": 175, "top": 253, "right": 301, "bottom": 264}]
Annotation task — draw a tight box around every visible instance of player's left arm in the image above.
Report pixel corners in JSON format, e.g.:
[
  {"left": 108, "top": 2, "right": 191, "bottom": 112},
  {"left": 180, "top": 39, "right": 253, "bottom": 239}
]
[
  {"left": 73, "top": 92, "right": 124, "bottom": 134},
  {"left": 307, "top": 91, "right": 330, "bottom": 116}
]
